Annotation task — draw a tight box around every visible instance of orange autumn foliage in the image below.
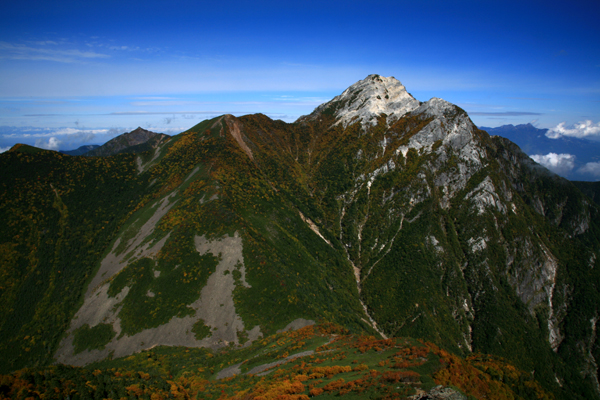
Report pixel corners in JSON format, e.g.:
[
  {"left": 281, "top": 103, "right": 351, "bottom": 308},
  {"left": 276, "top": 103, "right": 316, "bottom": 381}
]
[
  {"left": 309, "top": 365, "right": 352, "bottom": 378},
  {"left": 250, "top": 379, "right": 306, "bottom": 400},
  {"left": 425, "top": 342, "right": 552, "bottom": 400},
  {"left": 379, "top": 371, "right": 420, "bottom": 384},
  {"left": 322, "top": 378, "right": 346, "bottom": 392}
]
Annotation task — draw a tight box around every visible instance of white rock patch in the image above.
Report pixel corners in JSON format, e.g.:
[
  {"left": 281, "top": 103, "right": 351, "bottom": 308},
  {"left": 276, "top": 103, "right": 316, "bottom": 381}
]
[
  {"left": 324, "top": 74, "right": 420, "bottom": 129},
  {"left": 465, "top": 176, "right": 507, "bottom": 215}
]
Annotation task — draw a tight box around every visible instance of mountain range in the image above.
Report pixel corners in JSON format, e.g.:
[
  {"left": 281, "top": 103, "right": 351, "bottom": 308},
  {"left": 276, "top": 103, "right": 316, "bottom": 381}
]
[
  {"left": 1, "top": 74, "right": 600, "bottom": 399},
  {"left": 481, "top": 123, "right": 600, "bottom": 181}
]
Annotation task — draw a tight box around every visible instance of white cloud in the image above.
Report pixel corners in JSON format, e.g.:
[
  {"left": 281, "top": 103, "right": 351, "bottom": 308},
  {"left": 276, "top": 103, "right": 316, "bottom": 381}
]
[
  {"left": 5, "top": 127, "right": 108, "bottom": 138},
  {"left": 0, "top": 41, "right": 110, "bottom": 63},
  {"left": 547, "top": 120, "right": 600, "bottom": 140},
  {"left": 578, "top": 162, "right": 600, "bottom": 178},
  {"left": 0, "top": 146, "right": 10, "bottom": 153},
  {"left": 530, "top": 153, "right": 576, "bottom": 175},
  {"left": 1, "top": 126, "right": 134, "bottom": 149},
  {"left": 35, "top": 137, "right": 62, "bottom": 150},
  {"left": 53, "top": 128, "right": 108, "bottom": 136}
]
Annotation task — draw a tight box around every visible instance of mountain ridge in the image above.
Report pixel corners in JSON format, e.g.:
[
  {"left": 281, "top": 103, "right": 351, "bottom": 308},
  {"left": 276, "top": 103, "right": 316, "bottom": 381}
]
[
  {"left": 1, "top": 74, "right": 599, "bottom": 398},
  {"left": 85, "top": 126, "right": 170, "bottom": 157}
]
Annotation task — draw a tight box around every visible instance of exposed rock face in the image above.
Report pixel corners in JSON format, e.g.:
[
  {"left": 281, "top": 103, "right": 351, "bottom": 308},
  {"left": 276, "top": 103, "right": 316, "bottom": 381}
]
[
  {"left": 300, "top": 74, "right": 420, "bottom": 128},
  {"left": 224, "top": 114, "right": 254, "bottom": 160},
  {"left": 56, "top": 227, "right": 261, "bottom": 366},
  {"left": 55, "top": 172, "right": 263, "bottom": 365},
  {"left": 411, "top": 385, "right": 467, "bottom": 400}
]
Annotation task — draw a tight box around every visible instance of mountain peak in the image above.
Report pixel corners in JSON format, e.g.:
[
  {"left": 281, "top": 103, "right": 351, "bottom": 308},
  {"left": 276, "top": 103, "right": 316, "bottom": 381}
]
[
  {"left": 301, "top": 74, "right": 420, "bottom": 128},
  {"left": 86, "top": 127, "right": 168, "bottom": 157}
]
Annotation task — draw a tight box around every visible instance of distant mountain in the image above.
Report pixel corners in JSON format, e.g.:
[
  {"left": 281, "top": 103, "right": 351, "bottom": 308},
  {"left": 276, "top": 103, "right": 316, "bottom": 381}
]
[
  {"left": 85, "top": 127, "right": 170, "bottom": 157},
  {"left": 480, "top": 123, "right": 600, "bottom": 180},
  {"left": 60, "top": 144, "right": 100, "bottom": 156},
  {"left": 2, "top": 75, "right": 600, "bottom": 399}
]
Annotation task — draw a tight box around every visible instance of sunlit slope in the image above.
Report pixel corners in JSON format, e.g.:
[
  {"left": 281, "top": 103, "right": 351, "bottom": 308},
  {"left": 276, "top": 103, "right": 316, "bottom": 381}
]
[{"left": 52, "top": 116, "right": 373, "bottom": 366}]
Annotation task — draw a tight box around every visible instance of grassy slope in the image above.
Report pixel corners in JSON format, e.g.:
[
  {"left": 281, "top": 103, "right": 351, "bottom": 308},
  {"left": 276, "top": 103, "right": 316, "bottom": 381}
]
[{"left": 0, "top": 323, "right": 553, "bottom": 400}]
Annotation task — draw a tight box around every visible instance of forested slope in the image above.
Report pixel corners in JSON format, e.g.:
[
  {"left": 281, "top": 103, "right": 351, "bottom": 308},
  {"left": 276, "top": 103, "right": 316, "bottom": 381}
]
[{"left": 1, "top": 75, "right": 599, "bottom": 398}]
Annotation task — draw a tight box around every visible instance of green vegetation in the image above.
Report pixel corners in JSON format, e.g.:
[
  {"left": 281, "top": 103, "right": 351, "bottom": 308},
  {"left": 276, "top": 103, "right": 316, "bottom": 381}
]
[
  {"left": 0, "top": 323, "right": 554, "bottom": 400},
  {"left": 573, "top": 180, "right": 600, "bottom": 205},
  {"left": 0, "top": 148, "right": 150, "bottom": 373},
  {"left": 1, "top": 96, "right": 600, "bottom": 400},
  {"left": 192, "top": 319, "right": 212, "bottom": 340},
  {"left": 72, "top": 323, "right": 116, "bottom": 354},
  {"left": 107, "top": 242, "right": 219, "bottom": 336}
]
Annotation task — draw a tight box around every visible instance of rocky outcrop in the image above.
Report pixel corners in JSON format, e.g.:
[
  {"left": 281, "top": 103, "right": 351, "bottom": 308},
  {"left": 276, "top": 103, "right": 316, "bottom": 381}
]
[
  {"left": 299, "top": 74, "right": 420, "bottom": 129},
  {"left": 411, "top": 385, "right": 467, "bottom": 400}
]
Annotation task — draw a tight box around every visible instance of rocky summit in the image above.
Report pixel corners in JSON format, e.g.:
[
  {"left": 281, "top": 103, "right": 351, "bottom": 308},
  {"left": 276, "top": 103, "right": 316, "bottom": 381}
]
[
  {"left": 1, "top": 75, "right": 599, "bottom": 399},
  {"left": 300, "top": 74, "right": 421, "bottom": 128}
]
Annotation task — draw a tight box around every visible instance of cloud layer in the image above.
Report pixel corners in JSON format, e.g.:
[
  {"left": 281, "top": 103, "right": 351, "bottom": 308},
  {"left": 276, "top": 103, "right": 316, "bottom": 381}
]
[
  {"left": 530, "top": 153, "right": 576, "bottom": 175},
  {"left": 1, "top": 126, "right": 121, "bottom": 151},
  {"left": 547, "top": 120, "right": 600, "bottom": 140},
  {"left": 35, "top": 137, "right": 62, "bottom": 150},
  {"left": 578, "top": 162, "right": 600, "bottom": 178}
]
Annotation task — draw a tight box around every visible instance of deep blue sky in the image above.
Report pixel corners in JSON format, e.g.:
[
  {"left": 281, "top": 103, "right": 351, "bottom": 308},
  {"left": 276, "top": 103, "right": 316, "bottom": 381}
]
[{"left": 1, "top": 0, "right": 599, "bottom": 155}]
